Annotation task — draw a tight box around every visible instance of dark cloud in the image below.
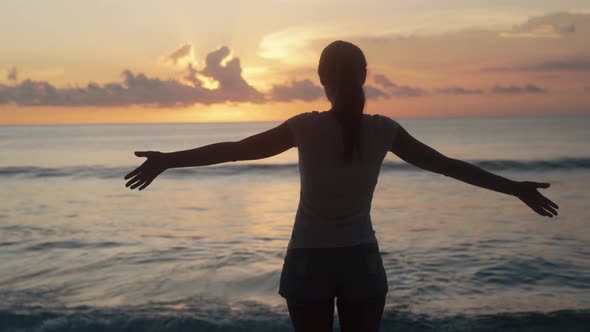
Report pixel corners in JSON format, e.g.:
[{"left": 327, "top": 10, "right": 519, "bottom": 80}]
[
  {"left": 389, "top": 84, "right": 428, "bottom": 97},
  {"left": 501, "top": 12, "right": 580, "bottom": 38},
  {"left": 480, "top": 66, "right": 513, "bottom": 72},
  {"left": 118, "top": 70, "right": 209, "bottom": 106},
  {"left": 372, "top": 74, "right": 428, "bottom": 97},
  {"left": 166, "top": 43, "right": 192, "bottom": 65},
  {"left": 267, "top": 78, "right": 393, "bottom": 102},
  {"left": 491, "top": 84, "right": 547, "bottom": 94},
  {"left": 270, "top": 79, "right": 324, "bottom": 102},
  {"left": 2, "top": 44, "right": 497, "bottom": 108},
  {"left": 373, "top": 74, "right": 395, "bottom": 88},
  {"left": 521, "top": 58, "right": 590, "bottom": 71},
  {"left": 0, "top": 46, "right": 266, "bottom": 107},
  {"left": 364, "top": 85, "right": 389, "bottom": 99},
  {"left": 435, "top": 86, "right": 484, "bottom": 95},
  {"left": 273, "top": 73, "right": 426, "bottom": 100},
  {"left": 183, "top": 63, "right": 200, "bottom": 86},
  {"left": 483, "top": 58, "right": 590, "bottom": 72},
  {"left": 268, "top": 78, "right": 394, "bottom": 102},
  {"left": 6, "top": 66, "right": 18, "bottom": 82},
  {"left": 195, "top": 46, "right": 264, "bottom": 102},
  {"left": 0, "top": 72, "right": 211, "bottom": 107}
]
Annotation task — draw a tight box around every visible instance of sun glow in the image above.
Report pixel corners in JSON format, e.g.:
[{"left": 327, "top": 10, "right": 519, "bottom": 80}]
[{"left": 196, "top": 74, "right": 220, "bottom": 90}]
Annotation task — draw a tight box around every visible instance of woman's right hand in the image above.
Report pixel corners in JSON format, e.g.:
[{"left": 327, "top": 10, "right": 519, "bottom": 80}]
[{"left": 513, "top": 181, "right": 559, "bottom": 218}]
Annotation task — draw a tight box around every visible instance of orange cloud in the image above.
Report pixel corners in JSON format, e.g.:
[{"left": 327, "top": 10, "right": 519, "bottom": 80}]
[
  {"left": 161, "top": 43, "right": 195, "bottom": 66},
  {"left": 6, "top": 66, "right": 18, "bottom": 82}
]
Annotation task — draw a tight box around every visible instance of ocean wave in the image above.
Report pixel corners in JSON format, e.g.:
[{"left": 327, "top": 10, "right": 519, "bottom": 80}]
[
  {"left": 25, "top": 240, "right": 133, "bottom": 251},
  {"left": 1, "top": 305, "right": 589, "bottom": 332},
  {"left": 1, "top": 157, "right": 589, "bottom": 179}
]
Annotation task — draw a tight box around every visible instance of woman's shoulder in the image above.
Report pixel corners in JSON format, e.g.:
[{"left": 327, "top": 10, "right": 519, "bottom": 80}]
[
  {"left": 287, "top": 110, "right": 328, "bottom": 122},
  {"left": 364, "top": 113, "right": 400, "bottom": 128},
  {"left": 289, "top": 111, "right": 399, "bottom": 127}
]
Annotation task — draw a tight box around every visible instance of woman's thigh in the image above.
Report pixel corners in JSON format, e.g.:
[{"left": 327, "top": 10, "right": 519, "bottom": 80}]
[
  {"left": 336, "top": 249, "right": 389, "bottom": 300},
  {"left": 336, "top": 296, "right": 386, "bottom": 332},
  {"left": 286, "top": 298, "right": 335, "bottom": 332},
  {"left": 279, "top": 244, "right": 388, "bottom": 331},
  {"left": 285, "top": 296, "right": 386, "bottom": 332},
  {"left": 333, "top": 245, "right": 388, "bottom": 331}
]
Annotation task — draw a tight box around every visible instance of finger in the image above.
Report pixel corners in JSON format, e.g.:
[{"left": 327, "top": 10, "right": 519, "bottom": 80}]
[
  {"left": 543, "top": 197, "right": 559, "bottom": 210},
  {"left": 529, "top": 203, "right": 551, "bottom": 217},
  {"left": 125, "top": 173, "right": 142, "bottom": 186},
  {"left": 535, "top": 182, "right": 550, "bottom": 189},
  {"left": 124, "top": 167, "right": 142, "bottom": 180},
  {"left": 126, "top": 176, "right": 143, "bottom": 188},
  {"left": 130, "top": 178, "right": 148, "bottom": 190},
  {"left": 138, "top": 179, "right": 153, "bottom": 191},
  {"left": 135, "top": 151, "right": 152, "bottom": 158},
  {"left": 542, "top": 204, "right": 558, "bottom": 217}
]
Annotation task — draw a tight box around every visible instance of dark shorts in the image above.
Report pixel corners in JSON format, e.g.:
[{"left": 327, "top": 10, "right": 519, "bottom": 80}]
[{"left": 278, "top": 243, "right": 388, "bottom": 303}]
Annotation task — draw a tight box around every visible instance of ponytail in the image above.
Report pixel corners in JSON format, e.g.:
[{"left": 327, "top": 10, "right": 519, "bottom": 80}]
[
  {"left": 318, "top": 40, "right": 367, "bottom": 163},
  {"left": 331, "top": 71, "right": 365, "bottom": 162}
]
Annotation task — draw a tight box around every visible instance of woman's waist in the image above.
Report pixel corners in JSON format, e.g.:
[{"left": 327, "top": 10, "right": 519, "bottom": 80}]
[
  {"left": 286, "top": 242, "right": 380, "bottom": 255},
  {"left": 295, "top": 199, "right": 371, "bottom": 224},
  {"left": 287, "top": 216, "right": 378, "bottom": 249}
]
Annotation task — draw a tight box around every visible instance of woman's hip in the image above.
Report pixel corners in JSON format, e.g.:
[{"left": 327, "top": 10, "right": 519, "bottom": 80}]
[{"left": 278, "top": 243, "right": 388, "bottom": 302}]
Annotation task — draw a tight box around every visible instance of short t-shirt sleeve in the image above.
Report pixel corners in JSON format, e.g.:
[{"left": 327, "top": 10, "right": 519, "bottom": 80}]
[
  {"left": 286, "top": 112, "right": 313, "bottom": 147},
  {"left": 378, "top": 114, "right": 401, "bottom": 151}
]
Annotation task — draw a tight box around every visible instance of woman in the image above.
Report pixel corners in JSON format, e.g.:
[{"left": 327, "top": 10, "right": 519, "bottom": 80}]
[{"left": 124, "top": 40, "right": 558, "bottom": 332}]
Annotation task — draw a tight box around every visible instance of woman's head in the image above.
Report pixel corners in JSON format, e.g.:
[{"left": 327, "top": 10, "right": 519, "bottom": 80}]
[
  {"left": 318, "top": 40, "right": 367, "bottom": 106},
  {"left": 318, "top": 41, "right": 367, "bottom": 161}
]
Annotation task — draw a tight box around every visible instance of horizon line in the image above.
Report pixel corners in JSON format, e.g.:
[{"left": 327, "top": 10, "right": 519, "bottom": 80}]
[{"left": 1, "top": 112, "right": 588, "bottom": 127}]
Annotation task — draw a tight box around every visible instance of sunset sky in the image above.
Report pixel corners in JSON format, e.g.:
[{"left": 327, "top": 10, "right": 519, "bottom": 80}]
[{"left": 1, "top": 0, "right": 589, "bottom": 124}]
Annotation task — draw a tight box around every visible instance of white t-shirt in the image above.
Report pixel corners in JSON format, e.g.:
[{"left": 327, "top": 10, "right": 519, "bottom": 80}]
[{"left": 286, "top": 111, "right": 401, "bottom": 249}]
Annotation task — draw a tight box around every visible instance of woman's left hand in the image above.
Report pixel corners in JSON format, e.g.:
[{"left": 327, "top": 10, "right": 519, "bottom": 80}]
[{"left": 124, "top": 151, "right": 168, "bottom": 190}]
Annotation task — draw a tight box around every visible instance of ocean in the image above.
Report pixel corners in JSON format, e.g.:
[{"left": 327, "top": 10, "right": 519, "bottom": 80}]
[{"left": 1, "top": 115, "right": 589, "bottom": 331}]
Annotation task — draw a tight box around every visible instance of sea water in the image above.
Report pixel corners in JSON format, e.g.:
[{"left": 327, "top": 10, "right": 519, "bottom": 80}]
[{"left": 1, "top": 115, "right": 589, "bottom": 331}]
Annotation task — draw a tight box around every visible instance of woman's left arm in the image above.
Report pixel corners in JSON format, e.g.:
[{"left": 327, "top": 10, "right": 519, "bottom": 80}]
[{"left": 124, "top": 121, "right": 294, "bottom": 190}]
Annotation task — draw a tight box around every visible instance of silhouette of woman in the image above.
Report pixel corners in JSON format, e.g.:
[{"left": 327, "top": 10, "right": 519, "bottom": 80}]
[{"left": 124, "top": 40, "right": 559, "bottom": 332}]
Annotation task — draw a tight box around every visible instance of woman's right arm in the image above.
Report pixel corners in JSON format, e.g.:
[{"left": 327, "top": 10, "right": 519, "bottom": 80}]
[{"left": 389, "top": 124, "right": 559, "bottom": 218}]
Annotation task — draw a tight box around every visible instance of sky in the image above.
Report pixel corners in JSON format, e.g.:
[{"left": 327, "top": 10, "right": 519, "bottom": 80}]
[{"left": 1, "top": 0, "right": 589, "bottom": 124}]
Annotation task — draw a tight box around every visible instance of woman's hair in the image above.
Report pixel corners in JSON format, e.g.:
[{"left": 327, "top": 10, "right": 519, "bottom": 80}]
[{"left": 318, "top": 40, "right": 367, "bottom": 162}]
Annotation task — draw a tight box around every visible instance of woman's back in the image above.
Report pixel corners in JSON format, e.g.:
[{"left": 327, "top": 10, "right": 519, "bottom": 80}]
[{"left": 286, "top": 110, "right": 400, "bottom": 249}]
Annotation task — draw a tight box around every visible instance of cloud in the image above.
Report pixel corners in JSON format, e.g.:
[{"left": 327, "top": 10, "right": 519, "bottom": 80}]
[
  {"left": 183, "top": 63, "right": 200, "bottom": 86},
  {"left": 491, "top": 84, "right": 547, "bottom": 94},
  {"left": 521, "top": 58, "right": 590, "bottom": 71},
  {"left": 500, "top": 12, "right": 579, "bottom": 38},
  {"left": 258, "top": 12, "right": 589, "bottom": 71},
  {"left": 195, "top": 46, "right": 264, "bottom": 102},
  {"left": 435, "top": 86, "right": 484, "bottom": 95},
  {"left": 389, "top": 84, "right": 428, "bottom": 97},
  {"left": 164, "top": 43, "right": 193, "bottom": 65},
  {"left": 0, "top": 46, "right": 266, "bottom": 107},
  {"left": 270, "top": 79, "right": 324, "bottom": 102},
  {"left": 373, "top": 74, "right": 395, "bottom": 88},
  {"left": 483, "top": 58, "right": 590, "bottom": 72},
  {"left": 268, "top": 79, "right": 390, "bottom": 102},
  {"left": 118, "top": 70, "right": 209, "bottom": 106},
  {"left": 364, "top": 85, "right": 389, "bottom": 99},
  {"left": 500, "top": 23, "right": 575, "bottom": 39},
  {"left": 373, "top": 74, "right": 428, "bottom": 97},
  {"left": 266, "top": 71, "right": 422, "bottom": 102},
  {"left": 0, "top": 73, "right": 206, "bottom": 107},
  {"left": 6, "top": 67, "right": 18, "bottom": 82}
]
